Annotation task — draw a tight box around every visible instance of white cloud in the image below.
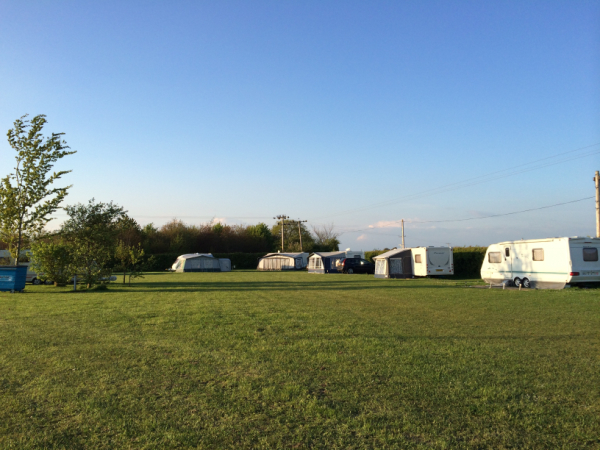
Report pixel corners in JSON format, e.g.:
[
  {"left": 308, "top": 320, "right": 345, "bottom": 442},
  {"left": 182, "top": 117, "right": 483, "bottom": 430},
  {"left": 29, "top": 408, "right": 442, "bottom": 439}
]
[
  {"left": 356, "top": 234, "right": 367, "bottom": 241},
  {"left": 212, "top": 217, "right": 227, "bottom": 224}
]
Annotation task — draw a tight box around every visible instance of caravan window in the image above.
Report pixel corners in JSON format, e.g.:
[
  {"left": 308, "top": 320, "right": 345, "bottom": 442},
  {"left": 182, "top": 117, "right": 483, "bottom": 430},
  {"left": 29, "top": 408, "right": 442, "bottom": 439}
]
[
  {"left": 505, "top": 248, "right": 510, "bottom": 257},
  {"left": 532, "top": 249, "right": 544, "bottom": 261},
  {"left": 414, "top": 254, "right": 422, "bottom": 263},
  {"left": 488, "top": 252, "right": 501, "bottom": 263},
  {"left": 583, "top": 248, "right": 598, "bottom": 262}
]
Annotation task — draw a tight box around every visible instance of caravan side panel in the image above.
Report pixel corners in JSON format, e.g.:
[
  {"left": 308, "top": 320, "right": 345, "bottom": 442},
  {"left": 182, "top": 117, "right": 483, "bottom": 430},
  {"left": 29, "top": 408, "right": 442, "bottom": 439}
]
[{"left": 481, "top": 244, "right": 511, "bottom": 284}]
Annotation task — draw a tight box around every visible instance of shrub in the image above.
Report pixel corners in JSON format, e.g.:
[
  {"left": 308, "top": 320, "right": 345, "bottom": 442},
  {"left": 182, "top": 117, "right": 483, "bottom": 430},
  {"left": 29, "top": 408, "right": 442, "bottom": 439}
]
[{"left": 30, "top": 240, "right": 75, "bottom": 285}]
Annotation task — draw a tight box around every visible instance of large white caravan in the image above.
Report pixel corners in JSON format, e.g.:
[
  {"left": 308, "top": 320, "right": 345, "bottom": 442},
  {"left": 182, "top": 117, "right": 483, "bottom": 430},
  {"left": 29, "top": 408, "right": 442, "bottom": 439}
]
[{"left": 481, "top": 237, "right": 600, "bottom": 289}]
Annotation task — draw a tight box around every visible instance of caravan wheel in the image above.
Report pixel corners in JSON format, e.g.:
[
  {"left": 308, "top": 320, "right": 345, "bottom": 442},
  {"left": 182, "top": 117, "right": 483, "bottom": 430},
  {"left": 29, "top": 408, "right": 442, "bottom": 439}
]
[
  {"left": 32, "top": 278, "right": 42, "bottom": 285},
  {"left": 513, "top": 277, "right": 522, "bottom": 288},
  {"left": 522, "top": 278, "right": 531, "bottom": 289}
]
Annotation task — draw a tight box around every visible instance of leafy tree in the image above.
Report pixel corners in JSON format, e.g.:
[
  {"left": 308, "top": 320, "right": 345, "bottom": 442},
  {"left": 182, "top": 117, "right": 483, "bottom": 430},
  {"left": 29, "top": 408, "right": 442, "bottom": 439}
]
[
  {"left": 212, "top": 222, "right": 225, "bottom": 235},
  {"left": 115, "top": 214, "right": 142, "bottom": 247},
  {"left": 312, "top": 223, "right": 341, "bottom": 251},
  {"left": 115, "top": 241, "right": 145, "bottom": 285},
  {"left": 271, "top": 222, "right": 315, "bottom": 252},
  {"left": 0, "top": 115, "right": 75, "bottom": 263},
  {"left": 61, "top": 199, "right": 125, "bottom": 288},
  {"left": 247, "top": 222, "right": 275, "bottom": 251},
  {"left": 30, "top": 238, "right": 75, "bottom": 285}
]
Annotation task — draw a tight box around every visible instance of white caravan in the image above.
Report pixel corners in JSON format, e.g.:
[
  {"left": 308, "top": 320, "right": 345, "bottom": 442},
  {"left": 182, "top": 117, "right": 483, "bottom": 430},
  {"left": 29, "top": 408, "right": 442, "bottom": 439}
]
[
  {"left": 411, "top": 247, "right": 454, "bottom": 276},
  {"left": 481, "top": 237, "right": 600, "bottom": 289}
]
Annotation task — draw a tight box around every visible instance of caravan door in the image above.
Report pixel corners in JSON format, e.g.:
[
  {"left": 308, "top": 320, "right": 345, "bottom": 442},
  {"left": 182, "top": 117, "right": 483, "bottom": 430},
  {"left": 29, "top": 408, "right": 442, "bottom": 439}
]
[{"left": 504, "top": 245, "right": 513, "bottom": 281}]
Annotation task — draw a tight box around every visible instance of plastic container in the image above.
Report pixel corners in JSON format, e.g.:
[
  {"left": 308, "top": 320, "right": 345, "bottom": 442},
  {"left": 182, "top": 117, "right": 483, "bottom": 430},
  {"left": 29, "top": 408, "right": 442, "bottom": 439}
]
[{"left": 0, "top": 266, "right": 28, "bottom": 292}]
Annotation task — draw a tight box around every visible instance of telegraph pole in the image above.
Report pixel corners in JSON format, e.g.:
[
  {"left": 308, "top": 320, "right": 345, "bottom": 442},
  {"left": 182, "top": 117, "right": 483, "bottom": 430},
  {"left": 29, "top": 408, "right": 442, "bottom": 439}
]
[
  {"left": 293, "top": 219, "right": 308, "bottom": 251},
  {"left": 273, "top": 215, "right": 289, "bottom": 251},
  {"left": 595, "top": 171, "right": 599, "bottom": 238},
  {"left": 401, "top": 219, "right": 405, "bottom": 249}
]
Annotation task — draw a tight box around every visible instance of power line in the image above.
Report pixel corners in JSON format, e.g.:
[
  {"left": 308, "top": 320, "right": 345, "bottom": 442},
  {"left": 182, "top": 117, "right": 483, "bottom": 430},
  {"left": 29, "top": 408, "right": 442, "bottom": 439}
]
[
  {"left": 311, "top": 142, "right": 600, "bottom": 220},
  {"left": 337, "top": 196, "right": 595, "bottom": 235}
]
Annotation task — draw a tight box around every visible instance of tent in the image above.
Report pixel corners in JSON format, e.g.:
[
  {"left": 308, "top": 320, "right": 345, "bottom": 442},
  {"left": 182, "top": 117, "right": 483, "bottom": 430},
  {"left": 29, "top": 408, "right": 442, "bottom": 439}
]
[
  {"left": 170, "top": 253, "right": 232, "bottom": 272},
  {"left": 308, "top": 249, "right": 365, "bottom": 274},
  {"left": 307, "top": 251, "right": 346, "bottom": 274},
  {"left": 372, "top": 249, "right": 414, "bottom": 279},
  {"left": 256, "top": 252, "right": 308, "bottom": 271}
]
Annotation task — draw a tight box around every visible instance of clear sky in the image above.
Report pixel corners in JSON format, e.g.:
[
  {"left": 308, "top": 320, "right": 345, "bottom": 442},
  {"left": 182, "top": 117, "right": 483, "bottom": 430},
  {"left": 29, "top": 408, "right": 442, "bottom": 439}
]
[{"left": 1, "top": 0, "right": 599, "bottom": 249}]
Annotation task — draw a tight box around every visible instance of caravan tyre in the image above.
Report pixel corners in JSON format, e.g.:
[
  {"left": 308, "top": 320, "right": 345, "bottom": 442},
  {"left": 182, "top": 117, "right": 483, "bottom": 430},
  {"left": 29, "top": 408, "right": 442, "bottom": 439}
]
[
  {"left": 522, "top": 278, "right": 531, "bottom": 289},
  {"left": 513, "top": 277, "right": 522, "bottom": 288},
  {"left": 32, "top": 278, "right": 42, "bottom": 285}
]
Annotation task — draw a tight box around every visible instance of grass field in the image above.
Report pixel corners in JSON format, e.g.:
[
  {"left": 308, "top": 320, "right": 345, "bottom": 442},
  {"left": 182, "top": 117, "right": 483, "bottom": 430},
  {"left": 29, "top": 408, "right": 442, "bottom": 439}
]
[{"left": 0, "top": 271, "right": 599, "bottom": 449}]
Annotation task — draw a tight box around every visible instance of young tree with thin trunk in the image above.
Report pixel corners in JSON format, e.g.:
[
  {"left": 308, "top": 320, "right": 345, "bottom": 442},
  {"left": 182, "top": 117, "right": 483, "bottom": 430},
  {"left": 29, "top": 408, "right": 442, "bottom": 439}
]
[{"left": 0, "top": 115, "right": 75, "bottom": 264}]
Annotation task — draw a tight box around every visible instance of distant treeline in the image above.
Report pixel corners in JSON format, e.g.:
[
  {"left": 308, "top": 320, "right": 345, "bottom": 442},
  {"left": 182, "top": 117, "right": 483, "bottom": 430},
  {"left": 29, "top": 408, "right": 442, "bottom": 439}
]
[{"left": 138, "top": 219, "right": 340, "bottom": 255}]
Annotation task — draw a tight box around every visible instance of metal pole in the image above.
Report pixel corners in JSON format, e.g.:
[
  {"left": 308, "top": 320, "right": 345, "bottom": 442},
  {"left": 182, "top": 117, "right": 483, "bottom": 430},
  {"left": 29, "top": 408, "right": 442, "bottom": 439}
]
[
  {"left": 595, "top": 171, "right": 600, "bottom": 238},
  {"left": 401, "top": 219, "right": 405, "bottom": 249},
  {"left": 298, "top": 221, "right": 302, "bottom": 251}
]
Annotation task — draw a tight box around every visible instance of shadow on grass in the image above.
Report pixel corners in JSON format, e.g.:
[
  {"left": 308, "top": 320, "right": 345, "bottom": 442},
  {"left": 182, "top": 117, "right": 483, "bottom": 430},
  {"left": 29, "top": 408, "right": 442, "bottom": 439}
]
[{"left": 98, "top": 280, "right": 467, "bottom": 293}]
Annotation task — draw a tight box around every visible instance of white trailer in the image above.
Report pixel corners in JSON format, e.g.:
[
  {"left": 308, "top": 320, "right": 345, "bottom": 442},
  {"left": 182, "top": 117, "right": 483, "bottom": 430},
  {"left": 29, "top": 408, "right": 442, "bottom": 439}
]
[
  {"left": 481, "top": 237, "right": 600, "bottom": 289},
  {"left": 411, "top": 247, "right": 454, "bottom": 277}
]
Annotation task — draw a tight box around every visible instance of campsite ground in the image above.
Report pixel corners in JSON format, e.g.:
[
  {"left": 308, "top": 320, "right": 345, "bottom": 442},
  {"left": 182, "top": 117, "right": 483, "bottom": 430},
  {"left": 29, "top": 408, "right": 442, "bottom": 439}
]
[{"left": 0, "top": 271, "right": 599, "bottom": 449}]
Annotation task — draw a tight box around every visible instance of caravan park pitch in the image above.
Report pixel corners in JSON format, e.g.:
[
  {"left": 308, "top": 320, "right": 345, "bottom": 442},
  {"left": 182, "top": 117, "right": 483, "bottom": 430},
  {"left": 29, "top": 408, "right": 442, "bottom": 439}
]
[{"left": 0, "top": 271, "right": 599, "bottom": 449}]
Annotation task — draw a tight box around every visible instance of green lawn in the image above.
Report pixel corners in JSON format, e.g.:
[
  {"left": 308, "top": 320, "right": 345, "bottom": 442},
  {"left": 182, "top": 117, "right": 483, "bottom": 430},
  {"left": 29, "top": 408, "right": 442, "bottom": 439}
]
[{"left": 0, "top": 271, "right": 599, "bottom": 449}]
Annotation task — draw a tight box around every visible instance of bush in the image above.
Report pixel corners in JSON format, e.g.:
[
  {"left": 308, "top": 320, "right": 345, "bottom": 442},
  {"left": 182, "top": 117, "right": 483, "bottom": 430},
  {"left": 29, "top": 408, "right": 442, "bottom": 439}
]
[
  {"left": 452, "top": 247, "right": 487, "bottom": 278},
  {"left": 30, "top": 240, "right": 75, "bottom": 285}
]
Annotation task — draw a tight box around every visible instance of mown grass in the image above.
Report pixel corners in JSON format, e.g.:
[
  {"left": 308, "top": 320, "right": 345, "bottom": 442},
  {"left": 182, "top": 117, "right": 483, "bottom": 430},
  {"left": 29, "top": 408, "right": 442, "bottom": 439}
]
[{"left": 0, "top": 271, "right": 599, "bottom": 449}]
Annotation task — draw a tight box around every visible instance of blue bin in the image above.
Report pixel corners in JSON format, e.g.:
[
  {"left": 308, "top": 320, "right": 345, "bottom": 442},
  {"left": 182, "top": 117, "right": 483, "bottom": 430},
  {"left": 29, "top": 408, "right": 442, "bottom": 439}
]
[{"left": 0, "top": 266, "right": 28, "bottom": 292}]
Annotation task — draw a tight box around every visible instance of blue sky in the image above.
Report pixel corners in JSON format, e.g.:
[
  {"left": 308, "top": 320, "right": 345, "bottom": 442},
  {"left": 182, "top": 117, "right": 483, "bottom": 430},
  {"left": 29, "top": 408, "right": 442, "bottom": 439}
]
[{"left": 1, "top": 0, "right": 599, "bottom": 249}]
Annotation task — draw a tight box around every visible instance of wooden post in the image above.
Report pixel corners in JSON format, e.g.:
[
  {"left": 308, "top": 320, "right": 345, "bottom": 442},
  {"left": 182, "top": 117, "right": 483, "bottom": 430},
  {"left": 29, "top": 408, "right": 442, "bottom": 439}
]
[
  {"left": 594, "top": 170, "right": 600, "bottom": 237},
  {"left": 401, "top": 219, "right": 405, "bottom": 249}
]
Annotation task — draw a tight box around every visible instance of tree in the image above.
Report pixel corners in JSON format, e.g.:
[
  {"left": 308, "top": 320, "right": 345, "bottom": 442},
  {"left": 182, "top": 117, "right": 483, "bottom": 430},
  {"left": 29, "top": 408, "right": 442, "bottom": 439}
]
[
  {"left": 115, "top": 214, "right": 142, "bottom": 247},
  {"left": 30, "top": 238, "right": 75, "bottom": 286},
  {"left": 115, "top": 240, "right": 145, "bottom": 285},
  {"left": 271, "top": 222, "right": 315, "bottom": 252},
  {"left": 0, "top": 115, "right": 76, "bottom": 264},
  {"left": 61, "top": 199, "right": 125, "bottom": 288},
  {"left": 247, "top": 223, "right": 275, "bottom": 251},
  {"left": 312, "top": 223, "right": 341, "bottom": 251}
]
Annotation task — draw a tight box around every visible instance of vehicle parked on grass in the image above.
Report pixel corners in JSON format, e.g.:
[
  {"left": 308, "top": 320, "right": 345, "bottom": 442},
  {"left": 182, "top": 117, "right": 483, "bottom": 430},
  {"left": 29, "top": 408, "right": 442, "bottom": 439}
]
[
  {"left": 338, "top": 258, "right": 375, "bottom": 274},
  {"left": 480, "top": 237, "right": 600, "bottom": 289}
]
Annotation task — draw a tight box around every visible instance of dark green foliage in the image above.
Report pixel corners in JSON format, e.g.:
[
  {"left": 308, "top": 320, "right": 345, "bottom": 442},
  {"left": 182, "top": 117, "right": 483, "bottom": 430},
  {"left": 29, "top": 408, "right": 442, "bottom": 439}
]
[
  {"left": 365, "top": 250, "right": 386, "bottom": 262},
  {"left": 143, "top": 220, "right": 275, "bottom": 254},
  {"left": 452, "top": 246, "right": 487, "bottom": 277},
  {"left": 271, "top": 222, "right": 315, "bottom": 252},
  {"left": 213, "top": 252, "right": 267, "bottom": 269},
  {"left": 61, "top": 199, "right": 125, "bottom": 287}
]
